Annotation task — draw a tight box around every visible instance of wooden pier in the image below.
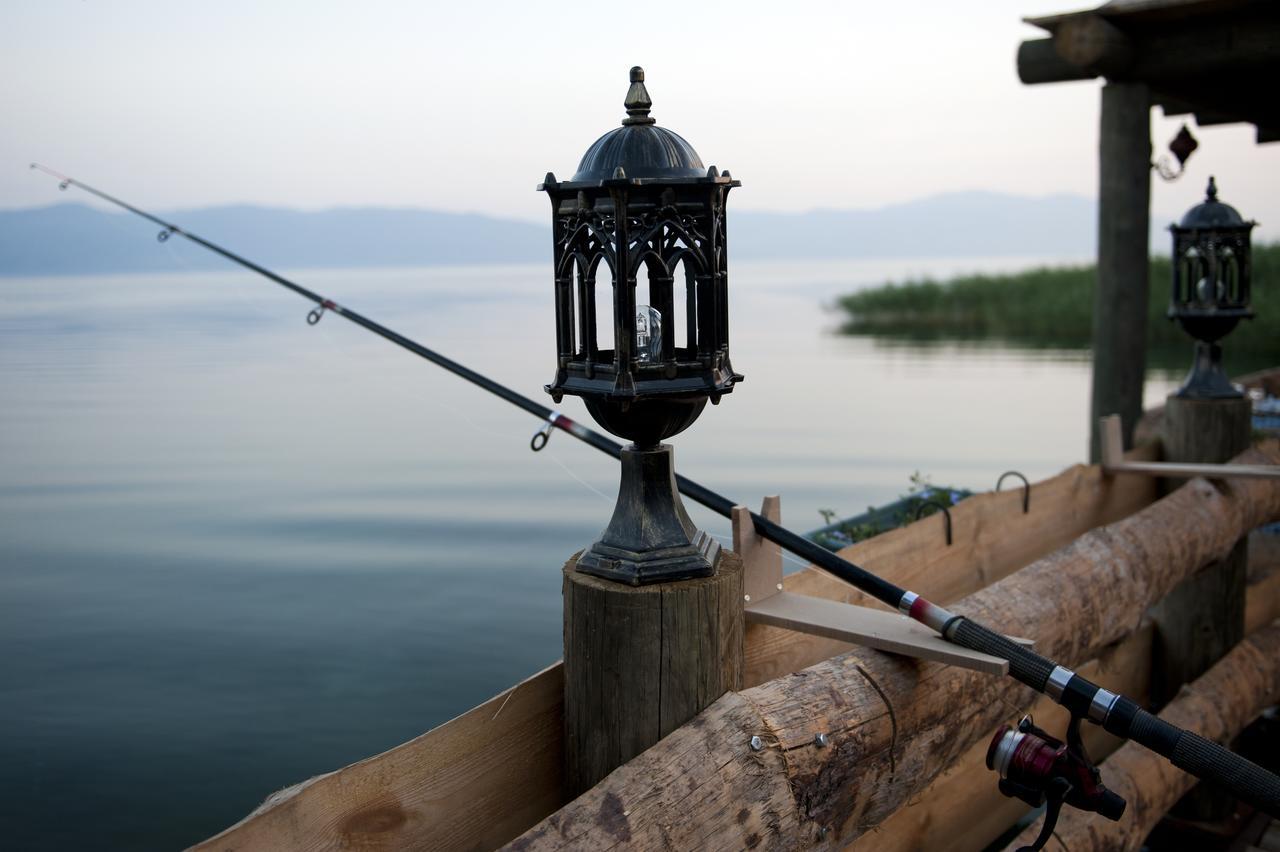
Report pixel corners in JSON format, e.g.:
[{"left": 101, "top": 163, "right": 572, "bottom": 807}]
[{"left": 191, "top": 366, "right": 1280, "bottom": 851}]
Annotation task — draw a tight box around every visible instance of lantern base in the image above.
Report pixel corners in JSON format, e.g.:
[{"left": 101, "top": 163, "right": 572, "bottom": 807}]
[
  {"left": 1174, "top": 340, "right": 1242, "bottom": 400},
  {"left": 576, "top": 443, "right": 719, "bottom": 585}
]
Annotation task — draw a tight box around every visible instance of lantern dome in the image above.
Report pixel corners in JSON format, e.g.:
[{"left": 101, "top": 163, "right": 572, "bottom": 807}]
[
  {"left": 1179, "top": 177, "right": 1247, "bottom": 229},
  {"left": 570, "top": 67, "right": 706, "bottom": 182}
]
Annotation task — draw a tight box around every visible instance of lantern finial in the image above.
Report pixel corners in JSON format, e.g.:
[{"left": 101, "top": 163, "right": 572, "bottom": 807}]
[
  {"left": 1205, "top": 175, "right": 1218, "bottom": 202},
  {"left": 623, "top": 66, "right": 655, "bottom": 126}
]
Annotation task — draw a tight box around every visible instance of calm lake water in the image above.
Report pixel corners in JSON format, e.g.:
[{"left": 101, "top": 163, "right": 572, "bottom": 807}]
[{"left": 0, "top": 257, "right": 1184, "bottom": 850}]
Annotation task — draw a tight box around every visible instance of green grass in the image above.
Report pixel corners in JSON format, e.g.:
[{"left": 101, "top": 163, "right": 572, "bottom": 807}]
[{"left": 835, "top": 243, "right": 1280, "bottom": 366}]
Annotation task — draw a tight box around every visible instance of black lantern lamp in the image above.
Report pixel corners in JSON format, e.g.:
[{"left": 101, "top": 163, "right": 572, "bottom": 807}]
[
  {"left": 539, "top": 67, "right": 743, "bottom": 585},
  {"left": 1168, "top": 176, "right": 1256, "bottom": 399}
]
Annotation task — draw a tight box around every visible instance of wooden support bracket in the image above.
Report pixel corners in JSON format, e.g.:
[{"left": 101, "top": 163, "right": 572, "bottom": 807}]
[
  {"left": 731, "top": 497, "right": 1029, "bottom": 677},
  {"left": 1100, "top": 414, "right": 1280, "bottom": 480}
]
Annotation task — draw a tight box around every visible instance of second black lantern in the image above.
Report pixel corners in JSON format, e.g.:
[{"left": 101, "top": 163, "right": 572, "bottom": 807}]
[
  {"left": 1168, "top": 176, "right": 1256, "bottom": 399},
  {"left": 540, "top": 67, "right": 742, "bottom": 585}
]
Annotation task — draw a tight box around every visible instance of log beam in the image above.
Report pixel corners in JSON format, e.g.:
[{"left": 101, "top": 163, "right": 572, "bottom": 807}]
[
  {"left": 506, "top": 442, "right": 1280, "bottom": 850},
  {"left": 1055, "top": 14, "right": 1133, "bottom": 77},
  {"left": 1019, "top": 11, "right": 1280, "bottom": 86}
]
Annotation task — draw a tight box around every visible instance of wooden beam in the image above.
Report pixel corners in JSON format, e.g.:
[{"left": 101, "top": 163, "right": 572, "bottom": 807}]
[
  {"left": 1055, "top": 14, "right": 1135, "bottom": 77},
  {"left": 1017, "top": 37, "right": 1093, "bottom": 85},
  {"left": 1090, "top": 81, "right": 1151, "bottom": 462},
  {"left": 1155, "top": 94, "right": 1197, "bottom": 116},
  {"left": 1020, "top": 9, "right": 1280, "bottom": 86}
]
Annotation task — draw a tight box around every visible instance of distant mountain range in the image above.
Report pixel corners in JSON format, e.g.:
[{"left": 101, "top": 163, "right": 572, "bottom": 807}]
[{"left": 0, "top": 192, "right": 1136, "bottom": 276}]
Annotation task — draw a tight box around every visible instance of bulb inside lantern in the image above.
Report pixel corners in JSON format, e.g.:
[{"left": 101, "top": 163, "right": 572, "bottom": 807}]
[{"left": 635, "top": 305, "right": 663, "bottom": 363}]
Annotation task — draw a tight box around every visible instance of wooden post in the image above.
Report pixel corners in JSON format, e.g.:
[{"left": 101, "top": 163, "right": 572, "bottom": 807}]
[
  {"left": 1151, "top": 393, "right": 1251, "bottom": 818},
  {"left": 1089, "top": 81, "right": 1151, "bottom": 462},
  {"left": 562, "top": 550, "right": 743, "bottom": 798}
]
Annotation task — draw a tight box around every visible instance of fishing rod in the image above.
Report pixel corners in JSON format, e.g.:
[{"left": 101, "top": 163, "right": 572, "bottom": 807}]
[{"left": 33, "top": 164, "right": 1279, "bottom": 829}]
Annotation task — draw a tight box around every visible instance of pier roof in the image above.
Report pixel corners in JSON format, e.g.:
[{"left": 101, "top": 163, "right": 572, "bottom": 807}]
[{"left": 1018, "top": 0, "right": 1280, "bottom": 142}]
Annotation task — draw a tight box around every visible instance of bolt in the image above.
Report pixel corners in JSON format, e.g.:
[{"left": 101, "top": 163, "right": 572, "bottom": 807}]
[
  {"left": 744, "top": 594, "right": 751, "bottom": 603},
  {"left": 814, "top": 732, "right": 830, "bottom": 748},
  {"left": 749, "top": 735, "right": 764, "bottom": 752},
  {"left": 818, "top": 826, "right": 830, "bottom": 840}
]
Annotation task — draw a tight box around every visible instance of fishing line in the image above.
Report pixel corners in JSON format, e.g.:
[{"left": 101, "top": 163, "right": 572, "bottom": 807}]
[{"left": 32, "top": 164, "right": 1280, "bottom": 819}]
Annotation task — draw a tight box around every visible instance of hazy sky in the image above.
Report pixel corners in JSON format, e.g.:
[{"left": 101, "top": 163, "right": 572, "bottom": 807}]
[{"left": 3, "top": 0, "right": 1277, "bottom": 238}]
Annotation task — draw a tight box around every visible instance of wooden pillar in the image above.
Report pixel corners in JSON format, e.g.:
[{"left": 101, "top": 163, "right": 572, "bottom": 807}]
[
  {"left": 1089, "top": 81, "right": 1151, "bottom": 462},
  {"left": 562, "top": 550, "right": 743, "bottom": 798},
  {"left": 1151, "top": 394, "right": 1251, "bottom": 817}
]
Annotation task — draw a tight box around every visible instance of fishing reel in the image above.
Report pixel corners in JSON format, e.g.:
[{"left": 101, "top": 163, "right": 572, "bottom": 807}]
[{"left": 987, "top": 715, "right": 1126, "bottom": 852}]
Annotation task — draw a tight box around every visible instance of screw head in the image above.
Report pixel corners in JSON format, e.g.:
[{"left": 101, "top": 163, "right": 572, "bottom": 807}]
[
  {"left": 814, "top": 732, "right": 830, "bottom": 748},
  {"left": 749, "top": 735, "right": 764, "bottom": 752}
]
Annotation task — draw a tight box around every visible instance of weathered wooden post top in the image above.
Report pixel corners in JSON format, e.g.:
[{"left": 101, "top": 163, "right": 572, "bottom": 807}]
[
  {"left": 1168, "top": 176, "right": 1256, "bottom": 399},
  {"left": 539, "top": 66, "right": 743, "bottom": 585},
  {"left": 542, "top": 67, "right": 746, "bottom": 799}
]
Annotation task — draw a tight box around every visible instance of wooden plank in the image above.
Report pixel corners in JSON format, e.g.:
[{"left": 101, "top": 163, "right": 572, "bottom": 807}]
[
  {"left": 744, "top": 450, "right": 1160, "bottom": 686},
  {"left": 1104, "top": 414, "right": 1280, "bottom": 478},
  {"left": 745, "top": 592, "right": 1011, "bottom": 675},
  {"left": 732, "top": 495, "right": 782, "bottom": 605},
  {"left": 1104, "top": 459, "right": 1280, "bottom": 479},
  {"left": 190, "top": 662, "right": 565, "bottom": 852}
]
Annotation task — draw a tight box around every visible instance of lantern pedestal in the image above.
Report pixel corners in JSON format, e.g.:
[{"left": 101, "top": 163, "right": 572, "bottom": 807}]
[
  {"left": 1152, "top": 393, "right": 1250, "bottom": 819},
  {"left": 1174, "top": 340, "right": 1241, "bottom": 399},
  {"left": 575, "top": 443, "right": 720, "bottom": 585},
  {"left": 562, "top": 548, "right": 743, "bottom": 798}
]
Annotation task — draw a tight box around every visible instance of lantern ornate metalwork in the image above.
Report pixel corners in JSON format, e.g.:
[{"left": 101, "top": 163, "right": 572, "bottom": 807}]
[
  {"left": 540, "top": 67, "right": 742, "bottom": 585},
  {"left": 1168, "top": 176, "right": 1256, "bottom": 399}
]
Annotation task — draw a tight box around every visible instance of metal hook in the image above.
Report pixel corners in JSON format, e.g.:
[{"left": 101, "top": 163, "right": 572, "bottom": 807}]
[
  {"left": 913, "top": 500, "right": 952, "bottom": 546},
  {"left": 157, "top": 228, "right": 174, "bottom": 243},
  {"left": 996, "top": 471, "right": 1030, "bottom": 514}
]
